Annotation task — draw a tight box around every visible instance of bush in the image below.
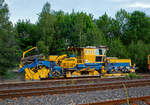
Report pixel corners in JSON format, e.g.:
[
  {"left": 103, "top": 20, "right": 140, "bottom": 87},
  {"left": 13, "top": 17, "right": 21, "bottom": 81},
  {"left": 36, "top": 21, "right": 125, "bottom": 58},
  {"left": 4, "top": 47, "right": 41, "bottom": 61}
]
[
  {"left": 125, "top": 73, "right": 143, "bottom": 79},
  {"left": 128, "top": 73, "right": 137, "bottom": 79},
  {"left": 136, "top": 75, "right": 142, "bottom": 79},
  {"left": 125, "top": 75, "right": 130, "bottom": 79},
  {"left": 4, "top": 70, "right": 17, "bottom": 80}
]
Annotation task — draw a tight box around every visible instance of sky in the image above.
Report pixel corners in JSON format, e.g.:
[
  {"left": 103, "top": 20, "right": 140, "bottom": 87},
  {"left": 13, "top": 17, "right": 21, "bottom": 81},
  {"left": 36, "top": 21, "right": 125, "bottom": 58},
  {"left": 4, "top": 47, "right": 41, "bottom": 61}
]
[{"left": 5, "top": 0, "right": 150, "bottom": 24}]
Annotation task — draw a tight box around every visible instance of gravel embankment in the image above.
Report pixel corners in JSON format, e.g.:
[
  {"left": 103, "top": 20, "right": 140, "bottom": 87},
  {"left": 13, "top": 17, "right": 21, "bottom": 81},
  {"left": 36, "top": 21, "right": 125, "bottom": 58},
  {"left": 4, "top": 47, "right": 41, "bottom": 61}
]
[{"left": 1, "top": 86, "right": 150, "bottom": 105}]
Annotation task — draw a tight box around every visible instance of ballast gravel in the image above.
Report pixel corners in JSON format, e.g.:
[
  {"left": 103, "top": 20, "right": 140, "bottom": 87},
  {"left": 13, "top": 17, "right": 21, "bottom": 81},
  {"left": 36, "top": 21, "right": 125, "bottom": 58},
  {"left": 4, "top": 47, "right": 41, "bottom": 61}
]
[{"left": 1, "top": 86, "right": 150, "bottom": 105}]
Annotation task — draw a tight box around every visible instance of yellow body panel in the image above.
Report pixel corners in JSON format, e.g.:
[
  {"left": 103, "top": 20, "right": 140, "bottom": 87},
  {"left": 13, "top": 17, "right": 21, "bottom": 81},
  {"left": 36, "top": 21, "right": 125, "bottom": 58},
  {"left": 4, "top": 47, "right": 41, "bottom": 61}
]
[
  {"left": 89, "top": 70, "right": 99, "bottom": 76},
  {"left": 80, "top": 68, "right": 87, "bottom": 71},
  {"left": 24, "top": 67, "right": 49, "bottom": 80},
  {"left": 48, "top": 54, "right": 67, "bottom": 63},
  {"left": 61, "top": 57, "right": 77, "bottom": 68},
  {"left": 84, "top": 49, "right": 95, "bottom": 63},
  {"left": 38, "top": 67, "right": 50, "bottom": 78},
  {"left": 33, "top": 73, "right": 40, "bottom": 80},
  {"left": 107, "top": 59, "right": 132, "bottom": 66},
  {"left": 56, "top": 54, "right": 67, "bottom": 64},
  {"left": 87, "top": 68, "right": 95, "bottom": 72},
  {"left": 72, "top": 71, "right": 81, "bottom": 76},
  {"left": 101, "top": 66, "right": 107, "bottom": 74},
  {"left": 25, "top": 74, "right": 30, "bottom": 80},
  {"left": 48, "top": 56, "right": 58, "bottom": 61},
  {"left": 25, "top": 68, "right": 35, "bottom": 80},
  {"left": 71, "top": 68, "right": 100, "bottom": 77},
  {"left": 66, "top": 72, "right": 72, "bottom": 77}
]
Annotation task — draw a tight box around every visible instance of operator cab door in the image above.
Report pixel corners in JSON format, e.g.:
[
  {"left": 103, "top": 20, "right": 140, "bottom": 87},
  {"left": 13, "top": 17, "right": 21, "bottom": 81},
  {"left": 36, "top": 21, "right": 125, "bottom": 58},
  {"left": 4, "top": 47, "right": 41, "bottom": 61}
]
[{"left": 95, "top": 49, "right": 106, "bottom": 63}]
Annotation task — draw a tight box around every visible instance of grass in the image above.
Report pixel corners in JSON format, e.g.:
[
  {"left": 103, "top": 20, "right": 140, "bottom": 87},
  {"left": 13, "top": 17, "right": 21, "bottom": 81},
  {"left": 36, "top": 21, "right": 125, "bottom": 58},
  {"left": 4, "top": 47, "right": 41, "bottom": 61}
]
[
  {"left": 71, "top": 80, "right": 75, "bottom": 85},
  {"left": 88, "top": 81, "right": 94, "bottom": 84},
  {"left": 125, "top": 73, "right": 143, "bottom": 79},
  {"left": 124, "top": 75, "right": 130, "bottom": 79},
  {"left": 128, "top": 73, "right": 137, "bottom": 79},
  {"left": 4, "top": 70, "right": 17, "bottom": 79},
  {"left": 2, "top": 68, "right": 24, "bottom": 80},
  {"left": 63, "top": 82, "right": 67, "bottom": 86},
  {"left": 136, "top": 74, "right": 142, "bottom": 79}
]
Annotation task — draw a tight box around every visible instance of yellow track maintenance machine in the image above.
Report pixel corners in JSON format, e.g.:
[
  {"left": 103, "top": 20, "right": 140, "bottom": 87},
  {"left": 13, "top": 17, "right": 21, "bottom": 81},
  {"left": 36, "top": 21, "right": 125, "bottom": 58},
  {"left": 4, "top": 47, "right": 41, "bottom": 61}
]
[{"left": 19, "top": 46, "right": 135, "bottom": 80}]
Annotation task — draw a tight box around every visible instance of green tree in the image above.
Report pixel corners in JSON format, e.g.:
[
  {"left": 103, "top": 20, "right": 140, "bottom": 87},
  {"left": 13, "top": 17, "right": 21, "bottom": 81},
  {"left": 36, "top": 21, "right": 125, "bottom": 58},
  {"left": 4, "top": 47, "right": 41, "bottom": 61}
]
[
  {"left": 50, "top": 11, "right": 68, "bottom": 55},
  {"left": 107, "top": 38, "right": 129, "bottom": 58},
  {"left": 96, "top": 13, "right": 112, "bottom": 39},
  {"left": 96, "top": 13, "right": 121, "bottom": 39},
  {"left": 126, "top": 11, "right": 150, "bottom": 44},
  {"left": 68, "top": 12, "right": 106, "bottom": 47},
  {"left": 15, "top": 20, "right": 39, "bottom": 51},
  {"left": 86, "top": 26, "right": 106, "bottom": 46},
  {"left": 37, "top": 2, "right": 56, "bottom": 56},
  {"left": 115, "top": 9, "right": 130, "bottom": 43},
  {"left": 128, "top": 41, "right": 150, "bottom": 72},
  {"left": 0, "top": 0, "right": 19, "bottom": 75},
  {"left": 68, "top": 12, "right": 89, "bottom": 47}
]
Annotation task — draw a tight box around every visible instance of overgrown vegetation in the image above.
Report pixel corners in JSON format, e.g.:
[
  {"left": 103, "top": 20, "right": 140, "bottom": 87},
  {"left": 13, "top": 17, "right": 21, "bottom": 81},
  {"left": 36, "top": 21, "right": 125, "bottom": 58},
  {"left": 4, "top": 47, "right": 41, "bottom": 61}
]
[
  {"left": 0, "top": 0, "right": 150, "bottom": 75},
  {"left": 125, "top": 73, "right": 143, "bottom": 79}
]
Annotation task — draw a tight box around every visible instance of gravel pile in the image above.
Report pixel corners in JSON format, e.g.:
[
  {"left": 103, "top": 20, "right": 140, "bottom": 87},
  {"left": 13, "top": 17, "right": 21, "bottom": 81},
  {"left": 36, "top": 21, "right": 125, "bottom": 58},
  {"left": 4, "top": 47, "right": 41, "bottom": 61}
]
[{"left": 1, "top": 86, "right": 150, "bottom": 105}]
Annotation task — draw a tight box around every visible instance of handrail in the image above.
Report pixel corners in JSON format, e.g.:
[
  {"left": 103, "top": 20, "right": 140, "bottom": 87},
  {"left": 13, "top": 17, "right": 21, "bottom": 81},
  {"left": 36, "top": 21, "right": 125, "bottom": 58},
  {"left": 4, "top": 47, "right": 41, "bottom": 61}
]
[{"left": 22, "top": 47, "right": 37, "bottom": 59}]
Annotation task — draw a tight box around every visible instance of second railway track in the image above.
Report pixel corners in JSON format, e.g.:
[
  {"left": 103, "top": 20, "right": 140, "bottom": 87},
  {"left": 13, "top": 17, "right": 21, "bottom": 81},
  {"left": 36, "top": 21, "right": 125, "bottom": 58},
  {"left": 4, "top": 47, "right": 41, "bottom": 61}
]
[{"left": 1, "top": 79, "right": 150, "bottom": 99}]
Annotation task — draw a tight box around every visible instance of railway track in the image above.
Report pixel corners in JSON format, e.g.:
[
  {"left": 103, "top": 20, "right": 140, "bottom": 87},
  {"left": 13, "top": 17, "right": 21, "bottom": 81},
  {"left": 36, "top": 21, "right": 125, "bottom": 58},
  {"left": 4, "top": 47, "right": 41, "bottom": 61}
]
[
  {"left": 1, "top": 74, "right": 150, "bottom": 90},
  {"left": 79, "top": 95, "right": 150, "bottom": 105},
  {"left": 1, "top": 79, "right": 150, "bottom": 99}
]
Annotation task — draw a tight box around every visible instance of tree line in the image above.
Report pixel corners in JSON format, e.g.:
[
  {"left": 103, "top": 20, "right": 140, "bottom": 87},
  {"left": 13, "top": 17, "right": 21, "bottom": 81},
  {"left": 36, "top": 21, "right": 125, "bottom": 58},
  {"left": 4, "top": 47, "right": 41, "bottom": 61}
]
[{"left": 0, "top": 0, "right": 150, "bottom": 75}]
